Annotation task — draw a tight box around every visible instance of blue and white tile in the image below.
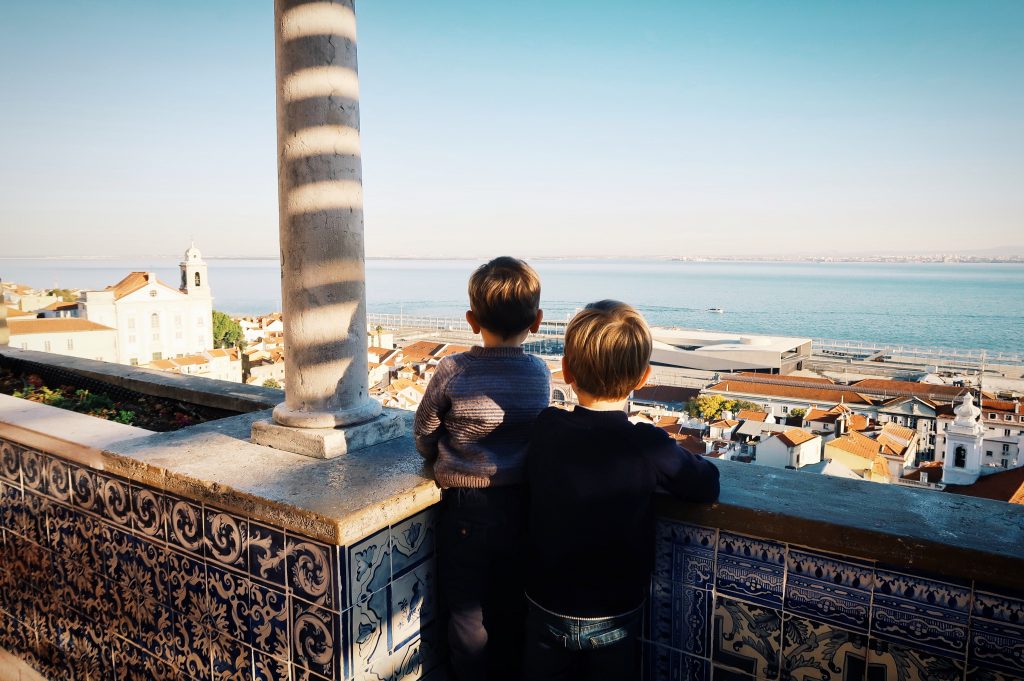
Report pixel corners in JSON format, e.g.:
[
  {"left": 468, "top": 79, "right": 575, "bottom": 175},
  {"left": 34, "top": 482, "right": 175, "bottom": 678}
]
[
  {"left": 0, "top": 439, "right": 21, "bottom": 484},
  {"left": 131, "top": 484, "right": 167, "bottom": 542},
  {"left": 292, "top": 599, "right": 342, "bottom": 680},
  {"left": 170, "top": 610, "right": 212, "bottom": 681},
  {"left": 867, "top": 637, "right": 965, "bottom": 681},
  {"left": 781, "top": 614, "right": 867, "bottom": 681},
  {"left": 208, "top": 564, "right": 251, "bottom": 644},
  {"left": 288, "top": 534, "right": 338, "bottom": 610},
  {"left": 973, "top": 586, "right": 1024, "bottom": 626},
  {"left": 654, "top": 520, "right": 717, "bottom": 589},
  {"left": 713, "top": 596, "right": 781, "bottom": 680},
  {"left": 205, "top": 508, "right": 248, "bottom": 572},
  {"left": 349, "top": 527, "right": 391, "bottom": 607},
  {"left": 968, "top": 617, "right": 1024, "bottom": 678},
  {"left": 254, "top": 651, "right": 291, "bottom": 681},
  {"left": 871, "top": 567, "right": 970, "bottom": 658},
  {"left": 785, "top": 548, "right": 873, "bottom": 633},
  {"left": 19, "top": 448, "right": 48, "bottom": 496},
  {"left": 716, "top": 532, "right": 785, "bottom": 608},
  {"left": 70, "top": 465, "right": 104, "bottom": 516},
  {"left": 649, "top": 578, "right": 712, "bottom": 658},
  {"left": 45, "top": 457, "right": 72, "bottom": 504},
  {"left": 351, "top": 588, "right": 391, "bottom": 674},
  {"left": 644, "top": 642, "right": 711, "bottom": 681},
  {"left": 166, "top": 548, "right": 209, "bottom": 623},
  {"left": 249, "top": 521, "right": 288, "bottom": 587},
  {"left": 389, "top": 558, "right": 436, "bottom": 650},
  {"left": 211, "top": 629, "right": 255, "bottom": 681},
  {"left": 167, "top": 495, "right": 205, "bottom": 556},
  {"left": 98, "top": 473, "right": 132, "bottom": 527},
  {"left": 249, "top": 580, "right": 290, "bottom": 661},
  {"left": 390, "top": 509, "right": 435, "bottom": 578}
]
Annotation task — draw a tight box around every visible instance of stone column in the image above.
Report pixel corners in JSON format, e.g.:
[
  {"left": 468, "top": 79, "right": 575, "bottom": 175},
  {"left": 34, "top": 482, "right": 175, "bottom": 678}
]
[{"left": 253, "top": 0, "right": 402, "bottom": 457}]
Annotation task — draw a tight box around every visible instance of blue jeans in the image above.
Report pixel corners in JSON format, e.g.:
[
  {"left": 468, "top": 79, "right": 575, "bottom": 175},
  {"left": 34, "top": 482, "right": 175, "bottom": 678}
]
[{"left": 524, "top": 596, "right": 643, "bottom": 681}]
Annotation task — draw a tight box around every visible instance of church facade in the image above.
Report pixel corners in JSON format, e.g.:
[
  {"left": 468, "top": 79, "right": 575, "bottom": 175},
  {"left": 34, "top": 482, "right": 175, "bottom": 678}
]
[{"left": 79, "top": 243, "right": 214, "bottom": 365}]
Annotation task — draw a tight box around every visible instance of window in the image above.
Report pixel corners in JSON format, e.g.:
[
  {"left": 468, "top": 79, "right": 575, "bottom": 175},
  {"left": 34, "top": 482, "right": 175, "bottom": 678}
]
[
  {"left": 891, "top": 416, "right": 898, "bottom": 423},
  {"left": 176, "top": 331, "right": 183, "bottom": 339},
  {"left": 986, "top": 450, "right": 993, "bottom": 457},
  {"left": 151, "top": 313, "right": 160, "bottom": 329},
  {"left": 66, "top": 338, "right": 73, "bottom": 351},
  {"left": 128, "top": 335, "right": 136, "bottom": 344},
  {"left": 954, "top": 446, "right": 966, "bottom": 468},
  {"left": 1003, "top": 444, "right": 1011, "bottom": 453},
  {"left": 195, "top": 272, "right": 201, "bottom": 287},
  {"left": 1006, "top": 415, "right": 1013, "bottom": 421},
  {"left": 989, "top": 413, "right": 997, "bottom": 419},
  {"left": 44, "top": 341, "right": 51, "bottom": 352},
  {"left": 197, "top": 317, "right": 204, "bottom": 327},
  {"left": 152, "top": 333, "right": 159, "bottom": 341},
  {"left": 152, "top": 352, "right": 162, "bottom": 360},
  {"left": 127, "top": 317, "right": 135, "bottom": 329},
  {"left": 1019, "top": 416, "right": 1024, "bottom": 423},
  {"left": 782, "top": 406, "right": 789, "bottom": 414},
  {"left": 1006, "top": 429, "right": 1012, "bottom": 437},
  {"left": 175, "top": 315, "right": 182, "bottom": 328},
  {"left": 130, "top": 358, "right": 139, "bottom": 366},
  {"left": 1002, "top": 458, "right": 1009, "bottom": 468},
  {"left": 20, "top": 343, "right": 28, "bottom": 350},
  {"left": 149, "top": 290, "right": 157, "bottom": 298}
]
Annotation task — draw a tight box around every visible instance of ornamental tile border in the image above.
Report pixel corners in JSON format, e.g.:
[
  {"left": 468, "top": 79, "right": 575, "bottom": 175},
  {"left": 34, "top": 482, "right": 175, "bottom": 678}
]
[{"left": 0, "top": 436, "right": 442, "bottom": 681}]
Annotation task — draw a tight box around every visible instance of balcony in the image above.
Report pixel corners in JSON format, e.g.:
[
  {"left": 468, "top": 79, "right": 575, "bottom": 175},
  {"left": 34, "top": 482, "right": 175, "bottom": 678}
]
[{"left": 2, "top": 346, "right": 1023, "bottom": 681}]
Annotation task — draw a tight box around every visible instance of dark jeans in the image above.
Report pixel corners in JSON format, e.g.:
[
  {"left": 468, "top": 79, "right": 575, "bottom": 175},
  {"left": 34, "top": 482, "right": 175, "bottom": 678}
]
[
  {"left": 438, "top": 486, "right": 527, "bottom": 681},
  {"left": 524, "top": 596, "right": 643, "bottom": 681}
]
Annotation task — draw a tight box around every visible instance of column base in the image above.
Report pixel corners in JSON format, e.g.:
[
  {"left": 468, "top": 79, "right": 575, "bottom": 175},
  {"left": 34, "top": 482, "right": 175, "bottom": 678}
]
[{"left": 251, "top": 410, "right": 405, "bottom": 459}]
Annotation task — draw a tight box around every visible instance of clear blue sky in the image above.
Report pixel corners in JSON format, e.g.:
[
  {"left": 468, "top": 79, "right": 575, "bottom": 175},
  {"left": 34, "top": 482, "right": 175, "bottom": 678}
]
[{"left": 1, "top": 1, "right": 1022, "bottom": 258}]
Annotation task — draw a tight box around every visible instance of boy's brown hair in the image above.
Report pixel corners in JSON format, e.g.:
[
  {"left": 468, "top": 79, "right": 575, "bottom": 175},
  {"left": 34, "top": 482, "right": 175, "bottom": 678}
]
[
  {"left": 564, "top": 300, "right": 652, "bottom": 400},
  {"left": 468, "top": 256, "right": 542, "bottom": 339}
]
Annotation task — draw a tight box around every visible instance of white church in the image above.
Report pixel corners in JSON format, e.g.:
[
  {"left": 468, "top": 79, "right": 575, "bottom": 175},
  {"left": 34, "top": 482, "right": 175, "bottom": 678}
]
[
  {"left": 941, "top": 392, "right": 1024, "bottom": 486},
  {"left": 80, "top": 243, "right": 214, "bottom": 366}
]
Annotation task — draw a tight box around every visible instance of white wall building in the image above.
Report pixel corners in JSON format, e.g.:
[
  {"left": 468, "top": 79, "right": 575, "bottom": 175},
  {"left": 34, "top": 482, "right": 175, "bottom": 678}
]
[
  {"left": 756, "top": 428, "right": 822, "bottom": 470},
  {"left": 935, "top": 396, "right": 1024, "bottom": 471},
  {"left": 79, "top": 243, "right": 214, "bottom": 365},
  {"left": 7, "top": 318, "right": 118, "bottom": 363}
]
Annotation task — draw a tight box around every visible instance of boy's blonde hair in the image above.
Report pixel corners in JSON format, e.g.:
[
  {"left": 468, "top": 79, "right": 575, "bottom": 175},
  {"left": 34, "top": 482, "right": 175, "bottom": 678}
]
[
  {"left": 564, "top": 300, "right": 652, "bottom": 400},
  {"left": 468, "top": 257, "right": 541, "bottom": 339}
]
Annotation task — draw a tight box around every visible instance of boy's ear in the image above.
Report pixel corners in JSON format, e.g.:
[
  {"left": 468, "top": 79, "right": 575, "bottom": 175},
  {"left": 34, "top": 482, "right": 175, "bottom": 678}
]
[
  {"left": 635, "top": 365, "right": 653, "bottom": 391},
  {"left": 560, "top": 355, "right": 575, "bottom": 387},
  {"left": 465, "top": 310, "right": 481, "bottom": 334},
  {"left": 529, "top": 309, "right": 544, "bottom": 334}
]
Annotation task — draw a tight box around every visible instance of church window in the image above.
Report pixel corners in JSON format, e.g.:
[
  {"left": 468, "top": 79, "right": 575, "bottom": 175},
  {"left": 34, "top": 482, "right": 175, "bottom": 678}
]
[
  {"left": 127, "top": 317, "right": 135, "bottom": 329},
  {"left": 195, "top": 272, "right": 201, "bottom": 287},
  {"left": 954, "top": 446, "right": 966, "bottom": 468},
  {"left": 552, "top": 389, "right": 566, "bottom": 403},
  {"left": 151, "top": 313, "right": 160, "bottom": 329}
]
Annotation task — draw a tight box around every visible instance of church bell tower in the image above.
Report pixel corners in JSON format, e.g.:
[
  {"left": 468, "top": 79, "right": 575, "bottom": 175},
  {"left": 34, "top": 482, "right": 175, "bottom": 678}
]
[
  {"left": 180, "top": 241, "right": 210, "bottom": 298},
  {"left": 942, "top": 392, "right": 985, "bottom": 486}
]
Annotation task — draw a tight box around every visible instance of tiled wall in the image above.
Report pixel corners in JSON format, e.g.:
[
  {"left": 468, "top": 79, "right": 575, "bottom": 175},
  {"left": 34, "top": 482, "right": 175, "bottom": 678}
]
[
  {"left": 647, "top": 519, "right": 1024, "bottom": 681},
  {"left": 0, "top": 437, "right": 442, "bottom": 681}
]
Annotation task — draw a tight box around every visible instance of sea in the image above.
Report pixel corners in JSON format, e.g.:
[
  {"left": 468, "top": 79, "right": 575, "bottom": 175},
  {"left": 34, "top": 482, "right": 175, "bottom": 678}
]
[{"left": 2, "top": 258, "right": 1023, "bottom": 354}]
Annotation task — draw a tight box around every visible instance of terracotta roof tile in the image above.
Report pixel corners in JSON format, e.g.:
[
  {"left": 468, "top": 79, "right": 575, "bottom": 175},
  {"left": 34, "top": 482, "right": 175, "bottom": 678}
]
[
  {"left": 709, "top": 380, "right": 875, "bottom": 405},
  {"left": 946, "top": 466, "right": 1024, "bottom": 505},
  {"left": 776, "top": 428, "right": 816, "bottom": 448},
  {"left": 737, "top": 410, "right": 768, "bottom": 422},
  {"left": 8, "top": 318, "right": 115, "bottom": 335}
]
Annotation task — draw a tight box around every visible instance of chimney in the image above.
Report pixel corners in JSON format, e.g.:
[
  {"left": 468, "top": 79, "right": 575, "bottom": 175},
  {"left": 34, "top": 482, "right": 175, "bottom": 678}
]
[{"left": 836, "top": 412, "right": 849, "bottom": 436}]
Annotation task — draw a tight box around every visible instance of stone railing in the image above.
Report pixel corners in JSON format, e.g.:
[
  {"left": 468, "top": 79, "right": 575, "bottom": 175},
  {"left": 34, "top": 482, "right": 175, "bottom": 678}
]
[{"left": 2, "top": 348, "right": 1023, "bottom": 681}]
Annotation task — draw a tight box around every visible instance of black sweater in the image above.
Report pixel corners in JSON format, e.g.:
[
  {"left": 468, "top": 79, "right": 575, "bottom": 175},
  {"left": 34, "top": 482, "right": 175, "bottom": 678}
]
[{"left": 525, "top": 406, "right": 720, "bottom": 617}]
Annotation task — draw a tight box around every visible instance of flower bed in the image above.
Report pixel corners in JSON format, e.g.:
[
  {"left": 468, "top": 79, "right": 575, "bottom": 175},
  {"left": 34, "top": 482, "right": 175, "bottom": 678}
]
[{"left": 0, "top": 366, "right": 234, "bottom": 431}]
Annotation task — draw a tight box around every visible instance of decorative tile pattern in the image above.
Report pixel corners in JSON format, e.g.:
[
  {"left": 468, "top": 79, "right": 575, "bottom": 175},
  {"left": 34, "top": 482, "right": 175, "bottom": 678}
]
[
  {"left": 645, "top": 643, "right": 712, "bottom": 681},
  {"left": 781, "top": 614, "right": 868, "bottom": 681},
  {"left": 716, "top": 531, "right": 786, "bottom": 608},
  {"left": 713, "top": 596, "right": 782, "bottom": 679},
  {"left": 0, "top": 437, "right": 438, "bottom": 681},
  {"left": 649, "top": 578, "right": 712, "bottom": 658},
  {"left": 871, "top": 567, "right": 970, "bottom": 658},
  {"left": 867, "top": 638, "right": 965, "bottom": 681},
  {"left": 655, "top": 520, "right": 717, "bottom": 588},
  {"left": 786, "top": 548, "right": 873, "bottom": 632}
]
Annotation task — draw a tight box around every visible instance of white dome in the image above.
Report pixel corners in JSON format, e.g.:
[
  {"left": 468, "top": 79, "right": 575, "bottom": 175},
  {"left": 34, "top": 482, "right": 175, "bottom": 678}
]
[
  {"left": 184, "top": 241, "right": 202, "bottom": 261},
  {"left": 954, "top": 393, "right": 980, "bottom": 425}
]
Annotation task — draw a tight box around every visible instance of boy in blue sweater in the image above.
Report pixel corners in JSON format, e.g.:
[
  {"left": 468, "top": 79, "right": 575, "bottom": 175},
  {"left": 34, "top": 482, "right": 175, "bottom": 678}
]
[
  {"left": 415, "top": 257, "right": 550, "bottom": 681},
  {"left": 525, "top": 300, "right": 720, "bottom": 680}
]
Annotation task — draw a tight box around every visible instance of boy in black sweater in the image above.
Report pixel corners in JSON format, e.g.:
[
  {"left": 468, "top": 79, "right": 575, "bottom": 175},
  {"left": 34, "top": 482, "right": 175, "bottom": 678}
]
[{"left": 524, "top": 300, "right": 720, "bottom": 680}]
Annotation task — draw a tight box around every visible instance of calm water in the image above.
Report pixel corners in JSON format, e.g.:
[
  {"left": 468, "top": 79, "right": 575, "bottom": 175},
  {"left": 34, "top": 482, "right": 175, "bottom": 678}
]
[{"left": 2, "top": 258, "right": 1023, "bottom": 352}]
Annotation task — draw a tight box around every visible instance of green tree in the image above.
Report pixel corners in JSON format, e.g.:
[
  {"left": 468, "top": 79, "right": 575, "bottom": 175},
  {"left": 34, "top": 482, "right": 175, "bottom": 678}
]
[
  {"left": 692, "top": 394, "right": 728, "bottom": 420},
  {"left": 47, "top": 288, "right": 76, "bottom": 302},
  {"left": 212, "top": 311, "right": 243, "bottom": 348},
  {"left": 262, "top": 378, "right": 282, "bottom": 389},
  {"left": 732, "top": 399, "right": 761, "bottom": 413}
]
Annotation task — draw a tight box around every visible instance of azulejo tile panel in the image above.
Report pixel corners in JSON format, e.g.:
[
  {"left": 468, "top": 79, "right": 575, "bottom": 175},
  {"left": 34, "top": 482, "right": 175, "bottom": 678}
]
[
  {"left": 650, "top": 519, "right": 1024, "bottom": 681},
  {"left": 649, "top": 578, "right": 712, "bottom": 658},
  {"left": 0, "top": 436, "right": 442, "bottom": 681}
]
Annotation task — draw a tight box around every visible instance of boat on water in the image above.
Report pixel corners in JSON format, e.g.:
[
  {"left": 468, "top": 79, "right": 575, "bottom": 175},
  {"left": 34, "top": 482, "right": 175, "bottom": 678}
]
[{"left": 708, "top": 307, "right": 724, "bottom": 313}]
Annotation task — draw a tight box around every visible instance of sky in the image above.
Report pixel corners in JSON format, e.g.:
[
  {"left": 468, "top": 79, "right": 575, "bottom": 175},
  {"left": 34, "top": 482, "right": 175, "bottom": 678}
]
[{"left": 1, "top": 1, "right": 1022, "bottom": 259}]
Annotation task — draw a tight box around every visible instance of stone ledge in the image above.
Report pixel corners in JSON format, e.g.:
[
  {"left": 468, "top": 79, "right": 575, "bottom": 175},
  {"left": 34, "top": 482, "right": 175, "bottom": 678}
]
[
  {"left": 656, "top": 459, "right": 1024, "bottom": 592},
  {"left": 0, "top": 346, "right": 279, "bottom": 414}
]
